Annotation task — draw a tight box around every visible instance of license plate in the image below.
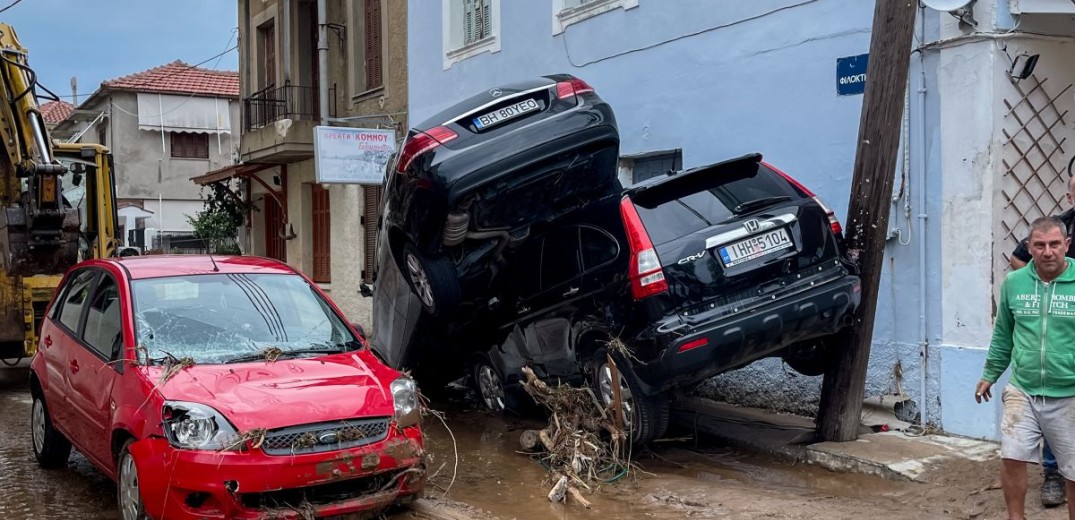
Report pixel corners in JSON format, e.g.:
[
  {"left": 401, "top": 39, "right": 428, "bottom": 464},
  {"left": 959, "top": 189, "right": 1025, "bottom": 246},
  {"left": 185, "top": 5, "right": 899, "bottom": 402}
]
[
  {"left": 718, "top": 228, "right": 793, "bottom": 267},
  {"left": 473, "top": 98, "right": 540, "bottom": 130}
]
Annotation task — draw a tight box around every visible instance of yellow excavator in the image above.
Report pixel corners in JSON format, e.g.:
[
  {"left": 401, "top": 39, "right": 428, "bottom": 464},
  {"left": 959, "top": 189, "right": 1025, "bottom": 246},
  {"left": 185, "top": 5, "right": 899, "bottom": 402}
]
[{"left": 0, "top": 23, "right": 117, "bottom": 364}]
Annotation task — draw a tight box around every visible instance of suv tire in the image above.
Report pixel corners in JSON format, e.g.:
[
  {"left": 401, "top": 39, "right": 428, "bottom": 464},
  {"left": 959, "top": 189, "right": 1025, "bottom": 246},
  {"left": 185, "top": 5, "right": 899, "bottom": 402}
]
[
  {"left": 402, "top": 244, "right": 460, "bottom": 316},
  {"left": 592, "top": 349, "right": 669, "bottom": 447},
  {"left": 31, "top": 390, "right": 71, "bottom": 469}
]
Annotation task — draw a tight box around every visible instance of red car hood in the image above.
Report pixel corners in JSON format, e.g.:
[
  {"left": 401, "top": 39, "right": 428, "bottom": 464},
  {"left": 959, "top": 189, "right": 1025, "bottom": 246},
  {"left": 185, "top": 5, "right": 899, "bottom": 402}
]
[{"left": 140, "top": 350, "right": 400, "bottom": 432}]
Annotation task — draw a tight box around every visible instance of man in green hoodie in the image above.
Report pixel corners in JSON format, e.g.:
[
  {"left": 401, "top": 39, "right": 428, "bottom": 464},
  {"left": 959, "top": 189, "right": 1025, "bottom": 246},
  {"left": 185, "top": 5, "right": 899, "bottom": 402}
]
[{"left": 978, "top": 215, "right": 1075, "bottom": 520}]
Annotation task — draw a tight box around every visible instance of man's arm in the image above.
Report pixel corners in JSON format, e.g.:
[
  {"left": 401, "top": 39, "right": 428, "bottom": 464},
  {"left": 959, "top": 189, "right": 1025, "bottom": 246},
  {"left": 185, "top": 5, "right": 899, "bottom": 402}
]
[
  {"left": 982, "top": 276, "right": 1016, "bottom": 383},
  {"left": 1010, "top": 238, "right": 1031, "bottom": 269}
]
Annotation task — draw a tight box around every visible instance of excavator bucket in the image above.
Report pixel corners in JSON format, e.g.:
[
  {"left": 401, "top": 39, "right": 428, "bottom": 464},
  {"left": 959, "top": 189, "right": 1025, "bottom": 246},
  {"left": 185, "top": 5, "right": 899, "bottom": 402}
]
[{"left": 0, "top": 204, "right": 79, "bottom": 277}]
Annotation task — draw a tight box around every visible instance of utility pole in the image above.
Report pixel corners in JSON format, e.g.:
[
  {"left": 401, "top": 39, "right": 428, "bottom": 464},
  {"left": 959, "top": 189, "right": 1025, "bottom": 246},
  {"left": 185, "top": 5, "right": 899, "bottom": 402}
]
[{"left": 817, "top": 0, "right": 918, "bottom": 442}]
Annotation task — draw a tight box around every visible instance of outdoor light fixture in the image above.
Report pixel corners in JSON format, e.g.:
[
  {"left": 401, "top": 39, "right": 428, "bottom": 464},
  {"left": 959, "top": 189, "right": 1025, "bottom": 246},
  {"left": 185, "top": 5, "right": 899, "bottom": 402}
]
[{"left": 1010, "top": 53, "right": 1040, "bottom": 82}]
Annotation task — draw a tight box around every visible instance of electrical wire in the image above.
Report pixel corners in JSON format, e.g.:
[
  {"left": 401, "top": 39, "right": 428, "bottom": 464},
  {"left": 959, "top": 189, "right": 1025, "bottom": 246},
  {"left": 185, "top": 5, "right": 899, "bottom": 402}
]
[
  {"left": 119, "top": 44, "right": 238, "bottom": 92},
  {"left": 0, "top": 0, "right": 24, "bottom": 15},
  {"left": 561, "top": 0, "right": 820, "bottom": 68},
  {"left": 108, "top": 29, "right": 238, "bottom": 120}
]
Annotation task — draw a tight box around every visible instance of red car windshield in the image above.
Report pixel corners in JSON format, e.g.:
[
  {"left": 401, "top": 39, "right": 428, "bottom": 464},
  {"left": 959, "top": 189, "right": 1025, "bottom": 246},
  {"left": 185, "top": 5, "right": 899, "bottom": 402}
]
[{"left": 131, "top": 273, "right": 356, "bottom": 364}]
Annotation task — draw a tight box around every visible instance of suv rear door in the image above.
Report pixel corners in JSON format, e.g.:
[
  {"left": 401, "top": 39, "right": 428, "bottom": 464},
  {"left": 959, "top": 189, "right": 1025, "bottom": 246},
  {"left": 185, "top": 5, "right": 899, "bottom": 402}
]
[{"left": 627, "top": 155, "right": 843, "bottom": 319}]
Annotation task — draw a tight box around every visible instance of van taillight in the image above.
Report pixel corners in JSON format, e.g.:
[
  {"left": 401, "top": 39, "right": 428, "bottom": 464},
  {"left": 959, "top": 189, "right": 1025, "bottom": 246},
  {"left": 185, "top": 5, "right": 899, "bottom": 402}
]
[
  {"left": 394, "top": 126, "right": 458, "bottom": 174},
  {"left": 619, "top": 197, "right": 667, "bottom": 300},
  {"left": 763, "top": 161, "right": 843, "bottom": 236},
  {"left": 556, "top": 78, "right": 595, "bottom": 100}
]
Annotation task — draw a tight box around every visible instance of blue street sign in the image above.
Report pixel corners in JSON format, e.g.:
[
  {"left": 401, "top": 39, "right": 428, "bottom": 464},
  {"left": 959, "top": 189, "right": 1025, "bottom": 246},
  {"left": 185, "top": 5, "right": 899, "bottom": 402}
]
[{"left": 837, "top": 53, "right": 869, "bottom": 96}]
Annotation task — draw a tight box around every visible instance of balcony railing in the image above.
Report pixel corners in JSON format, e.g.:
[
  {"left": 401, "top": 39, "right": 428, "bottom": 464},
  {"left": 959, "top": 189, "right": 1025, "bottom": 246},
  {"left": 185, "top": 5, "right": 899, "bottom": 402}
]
[{"left": 243, "top": 82, "right": 336, "bottom": 132}]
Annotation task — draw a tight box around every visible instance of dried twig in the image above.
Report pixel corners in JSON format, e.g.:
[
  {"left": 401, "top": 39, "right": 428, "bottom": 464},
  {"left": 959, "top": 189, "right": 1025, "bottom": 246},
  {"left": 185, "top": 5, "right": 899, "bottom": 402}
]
[
  {"left": 220, "top": 428, "right": 267, "bottom": 452},
  {"left": 426, "top": 408, "right": 459, "bottom": 497},
  {"left": 262, "top": 346, "right": 284, "bottom": 363},
  {"left": 291, "top": 432, "right": 318, "bottom": 452},
  {"left": 158, "top": 356, "right": 195, "bottom": 386}
]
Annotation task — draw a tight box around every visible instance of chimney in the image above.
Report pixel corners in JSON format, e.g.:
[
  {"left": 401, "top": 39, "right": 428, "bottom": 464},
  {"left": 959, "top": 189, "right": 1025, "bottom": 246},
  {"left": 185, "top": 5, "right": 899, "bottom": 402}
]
[{"left": 69, "top": 76, "right": 77, "bottom": 105}]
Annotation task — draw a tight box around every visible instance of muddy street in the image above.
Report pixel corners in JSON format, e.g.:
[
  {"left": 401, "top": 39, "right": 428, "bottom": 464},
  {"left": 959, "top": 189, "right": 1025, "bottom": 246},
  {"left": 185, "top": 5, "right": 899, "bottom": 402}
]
[{"left": 0, "top": 364, "right": 1070, "bottom": 520}]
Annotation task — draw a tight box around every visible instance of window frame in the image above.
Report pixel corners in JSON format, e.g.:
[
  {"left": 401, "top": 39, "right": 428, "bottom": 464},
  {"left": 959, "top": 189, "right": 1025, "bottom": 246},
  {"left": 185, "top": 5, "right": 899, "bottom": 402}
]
[
  {"left": 55, "top": 268, "right": 99, "bottom": 336},
  {"left": 81, "top": 272, "right": 123, "bottom": 362},
  {"left": 579, "top": 225, "right": 620, "bottom": 273},
  {"left": 347, "top": 0, "right": 387, "bottom": 99},
  {"left": 552, "top": 0, "right": 638, "bottom": 35},
  {"left": 170, "top": 132, "right": 210, "bottom": 160},
  {"left": 539, "top": 227, "right": 583, "bottom": 293},
  {"left": 442, "top": 0, "right": 501, "bottom": 70},
  {"left": 257, "top": 18, "right": 277, "bottom": 90}
]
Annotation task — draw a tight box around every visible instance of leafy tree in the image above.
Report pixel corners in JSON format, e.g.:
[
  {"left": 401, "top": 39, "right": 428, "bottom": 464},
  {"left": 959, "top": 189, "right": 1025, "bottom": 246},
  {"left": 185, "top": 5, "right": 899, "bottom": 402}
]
[{"left": 187, "top": 181, "right": 248, "bottom": 254}]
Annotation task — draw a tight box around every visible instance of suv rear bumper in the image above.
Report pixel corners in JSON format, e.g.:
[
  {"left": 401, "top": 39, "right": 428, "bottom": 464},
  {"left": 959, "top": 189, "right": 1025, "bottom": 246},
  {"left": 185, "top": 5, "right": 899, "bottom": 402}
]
[{"left": 635, "top": 275, "right": 861, "bottom": 393}]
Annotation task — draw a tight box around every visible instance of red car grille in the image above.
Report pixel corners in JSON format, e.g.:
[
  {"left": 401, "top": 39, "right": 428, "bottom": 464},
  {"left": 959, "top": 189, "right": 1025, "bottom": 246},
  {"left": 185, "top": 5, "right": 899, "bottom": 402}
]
[
  {"left": 240, "top": 470, "right": 401, "bottom": 509},
  {"left": 261, "top": 417, "right": 391, "bottom": 456}
]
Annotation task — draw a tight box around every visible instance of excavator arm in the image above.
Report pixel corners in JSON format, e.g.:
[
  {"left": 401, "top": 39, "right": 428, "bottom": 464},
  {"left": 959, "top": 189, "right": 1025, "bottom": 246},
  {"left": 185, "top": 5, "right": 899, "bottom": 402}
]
[{"left": 0, "top": 23, "right": 78, "bottom": 276}]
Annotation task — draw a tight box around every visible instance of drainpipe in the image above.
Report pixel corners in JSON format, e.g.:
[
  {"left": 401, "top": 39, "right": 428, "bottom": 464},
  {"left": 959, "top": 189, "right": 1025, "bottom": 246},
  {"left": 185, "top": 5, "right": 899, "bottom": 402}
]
[
  {"left": 283, "top": 0, "right": 292, "bottom": 83},
  {"left": 317, "top": 0, "right": 329, "bottom": 125},
  {"left": 916, "top": 4, "right": 929, "bottom": 429}
]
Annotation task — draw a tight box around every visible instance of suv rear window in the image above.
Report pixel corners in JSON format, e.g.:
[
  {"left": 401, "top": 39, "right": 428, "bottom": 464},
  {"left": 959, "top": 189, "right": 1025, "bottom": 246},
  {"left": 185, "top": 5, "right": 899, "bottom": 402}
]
[{"left": 631, "top": 164, "right": 804, "bottom": 245}]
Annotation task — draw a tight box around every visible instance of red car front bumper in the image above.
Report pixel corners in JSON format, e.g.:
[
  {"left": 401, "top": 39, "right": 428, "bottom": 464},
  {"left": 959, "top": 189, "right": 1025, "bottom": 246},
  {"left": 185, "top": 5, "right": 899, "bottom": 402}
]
[{"left": 129, "top": 426, "right": 424, "bottom": 520}]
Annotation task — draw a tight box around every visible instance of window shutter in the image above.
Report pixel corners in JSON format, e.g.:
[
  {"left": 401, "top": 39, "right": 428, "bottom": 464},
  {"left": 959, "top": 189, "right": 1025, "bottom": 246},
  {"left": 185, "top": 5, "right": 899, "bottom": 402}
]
[
  {"left": 263, "top": 196, "right": 286, "bottom": 261},
  {"left": 481, "top": 0, "right": 492, "bottom": 40},
  {"left": 463, "top": 0, "right": 475, "bottom": 44},
  {"left": 362, "top": 185, "right": 382, "bottom": 283},
  {"left": 311, "top": 185, "right": 331, "bottom": 283},
  {"left": 364, "top": 0, "right": 383, "bottom": 90}
]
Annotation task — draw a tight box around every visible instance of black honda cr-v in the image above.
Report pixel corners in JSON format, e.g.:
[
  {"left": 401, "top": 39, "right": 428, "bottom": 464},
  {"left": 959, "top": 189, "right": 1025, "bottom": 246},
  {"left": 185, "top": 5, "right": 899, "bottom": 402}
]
[{"left": 469, "top": 153, "right": 861, "bottom": 445}]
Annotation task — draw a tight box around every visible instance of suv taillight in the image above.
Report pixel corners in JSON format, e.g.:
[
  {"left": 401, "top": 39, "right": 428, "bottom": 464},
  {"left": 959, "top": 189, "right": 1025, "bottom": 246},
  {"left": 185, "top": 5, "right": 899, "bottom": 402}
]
[
  {"left": 763, "top": 161, "right": 843, "bottom": 236},
  {"left": 619, "top": 197, "right": 667, "bottom": 300},
  {"left": 394, "top": 126, "right": 458, "bottom": 174},
  {"left": 556, "top": 77, "right": 595, "bottom": 100}
]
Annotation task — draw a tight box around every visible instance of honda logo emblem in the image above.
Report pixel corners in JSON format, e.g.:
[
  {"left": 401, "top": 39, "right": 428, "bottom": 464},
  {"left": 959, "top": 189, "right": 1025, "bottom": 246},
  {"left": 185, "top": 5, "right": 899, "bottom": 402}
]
[
  {"left": 743, "top": 219, "right": 760, "bottom": 233},
  {"left": 488, "top": 88, "right": 503, "bottom": 97}
]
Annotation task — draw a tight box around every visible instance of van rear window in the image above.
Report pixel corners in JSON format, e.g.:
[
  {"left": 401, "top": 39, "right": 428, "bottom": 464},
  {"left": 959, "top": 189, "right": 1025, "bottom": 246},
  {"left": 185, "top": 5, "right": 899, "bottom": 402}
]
[{"left": 631, "top": 164, "right": 802, "bottom": 245}]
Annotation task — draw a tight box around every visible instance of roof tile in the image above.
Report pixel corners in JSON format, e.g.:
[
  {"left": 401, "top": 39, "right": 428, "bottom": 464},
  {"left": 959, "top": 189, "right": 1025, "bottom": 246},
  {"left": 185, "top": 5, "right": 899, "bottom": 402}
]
[
  {"left": 103, "top": 60, "right": 239, "bottom": 98},
  {"left": 39, "top": 100, "right": 75, "bottom": 124}
]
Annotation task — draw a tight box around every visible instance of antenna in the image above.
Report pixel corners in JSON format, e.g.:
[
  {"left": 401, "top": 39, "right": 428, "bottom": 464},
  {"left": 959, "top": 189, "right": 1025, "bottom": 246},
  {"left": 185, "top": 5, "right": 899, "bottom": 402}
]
[{"left": 200, "top": 237, "right": 220, "bottom": 272}]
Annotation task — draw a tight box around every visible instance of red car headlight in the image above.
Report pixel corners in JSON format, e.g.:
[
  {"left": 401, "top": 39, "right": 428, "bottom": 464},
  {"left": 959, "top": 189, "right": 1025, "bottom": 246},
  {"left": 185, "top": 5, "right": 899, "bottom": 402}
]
[
  {"left": 162, "top": 401, "right": 239, "bottom": 451},
  {"left": 391, "top": 378, "right": 420, "bottom": 428}
]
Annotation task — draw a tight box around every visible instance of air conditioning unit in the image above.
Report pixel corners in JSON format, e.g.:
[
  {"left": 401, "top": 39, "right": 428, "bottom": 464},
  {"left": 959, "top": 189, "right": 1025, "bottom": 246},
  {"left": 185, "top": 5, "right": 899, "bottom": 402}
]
[{"left": 1010, "top": 0, "right": 1075, "bottom": 14}]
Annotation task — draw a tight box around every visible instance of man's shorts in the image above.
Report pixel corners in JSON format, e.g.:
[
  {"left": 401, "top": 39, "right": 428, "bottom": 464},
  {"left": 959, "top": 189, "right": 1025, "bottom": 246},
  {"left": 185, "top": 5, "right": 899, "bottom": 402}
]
[{"left": 1001, "top": 385, "right": 1075, "bottom": 480}]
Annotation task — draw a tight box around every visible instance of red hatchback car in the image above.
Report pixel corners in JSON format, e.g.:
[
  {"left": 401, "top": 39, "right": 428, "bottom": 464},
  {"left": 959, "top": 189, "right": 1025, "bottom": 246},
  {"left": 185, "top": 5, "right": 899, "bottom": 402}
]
[{"left": 28, "top": 256, "right": 425, "bottom": 520}]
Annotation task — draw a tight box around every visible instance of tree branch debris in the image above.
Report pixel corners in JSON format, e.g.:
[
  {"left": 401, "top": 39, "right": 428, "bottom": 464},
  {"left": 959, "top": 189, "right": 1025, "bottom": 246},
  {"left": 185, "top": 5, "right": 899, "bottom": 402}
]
[{"left": 518, "top": 366, "right": 629, "bottom": 508}]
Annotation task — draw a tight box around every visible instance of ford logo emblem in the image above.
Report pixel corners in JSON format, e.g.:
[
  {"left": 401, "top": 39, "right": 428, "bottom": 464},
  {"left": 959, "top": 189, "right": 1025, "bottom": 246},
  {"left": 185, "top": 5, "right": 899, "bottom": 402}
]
[{"left": 317, "top": 431, "right": 339, "bottom": 444}]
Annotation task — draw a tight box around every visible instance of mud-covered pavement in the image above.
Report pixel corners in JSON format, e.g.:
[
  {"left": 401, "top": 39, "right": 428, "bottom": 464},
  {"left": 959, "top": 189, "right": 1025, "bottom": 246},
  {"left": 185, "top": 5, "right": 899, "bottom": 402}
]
[{"left": 1, "top": 364, "right": 1071, "bottom": 520}]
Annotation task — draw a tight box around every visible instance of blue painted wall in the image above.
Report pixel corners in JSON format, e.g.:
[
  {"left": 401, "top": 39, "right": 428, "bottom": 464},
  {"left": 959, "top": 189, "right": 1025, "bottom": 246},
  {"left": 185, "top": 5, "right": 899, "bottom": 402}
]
[{"left": 409, "top": 0, "right": 990, "bottom": 436}]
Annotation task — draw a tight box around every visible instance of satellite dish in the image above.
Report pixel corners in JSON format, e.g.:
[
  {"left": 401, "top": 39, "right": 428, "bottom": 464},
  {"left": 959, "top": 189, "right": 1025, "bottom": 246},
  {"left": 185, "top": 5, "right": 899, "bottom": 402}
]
[{"left": 921, "top": 0, "right": 973, "bottom": 11}]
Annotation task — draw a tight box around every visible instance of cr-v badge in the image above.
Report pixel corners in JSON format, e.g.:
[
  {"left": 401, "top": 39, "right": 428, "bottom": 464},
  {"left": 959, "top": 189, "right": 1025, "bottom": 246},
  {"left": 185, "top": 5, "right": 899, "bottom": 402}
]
[{"left": 677, "top": 251, "right": 705, "bottom": 265}]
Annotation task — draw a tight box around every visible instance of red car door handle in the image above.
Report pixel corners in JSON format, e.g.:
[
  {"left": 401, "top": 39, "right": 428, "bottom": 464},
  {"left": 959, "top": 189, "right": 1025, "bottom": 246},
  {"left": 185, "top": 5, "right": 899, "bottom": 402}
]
[
  {"left": 43, "top": 335, "right": 52, "bottom": 347},
  {"left": 69, "top": 360, "right": 79, "bottom": 374}
]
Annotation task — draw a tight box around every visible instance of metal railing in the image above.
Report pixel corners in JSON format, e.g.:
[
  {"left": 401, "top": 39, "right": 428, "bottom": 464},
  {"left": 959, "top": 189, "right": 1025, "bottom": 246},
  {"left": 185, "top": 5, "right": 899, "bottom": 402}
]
[{"left": 243, "top": 82, "right": 335, "bottom": 132}]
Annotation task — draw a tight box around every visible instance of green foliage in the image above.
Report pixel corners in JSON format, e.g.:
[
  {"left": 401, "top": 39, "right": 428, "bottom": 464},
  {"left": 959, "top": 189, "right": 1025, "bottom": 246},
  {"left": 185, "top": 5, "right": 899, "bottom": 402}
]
[{"left": 187, "top": 181, "right": 248, "bottom": 254}]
